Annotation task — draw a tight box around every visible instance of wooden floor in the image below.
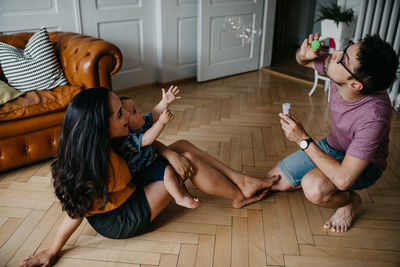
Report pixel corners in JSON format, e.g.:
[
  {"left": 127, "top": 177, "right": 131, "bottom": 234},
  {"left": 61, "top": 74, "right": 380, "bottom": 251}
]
[{"left": 1, "top": 70, "right": 400, "bottom": 267}]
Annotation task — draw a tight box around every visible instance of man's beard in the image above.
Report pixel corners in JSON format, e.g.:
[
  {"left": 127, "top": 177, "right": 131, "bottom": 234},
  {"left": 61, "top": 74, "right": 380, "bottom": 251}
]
[{"left": 323, "top": 55, "right": 344, "bottom": 87}]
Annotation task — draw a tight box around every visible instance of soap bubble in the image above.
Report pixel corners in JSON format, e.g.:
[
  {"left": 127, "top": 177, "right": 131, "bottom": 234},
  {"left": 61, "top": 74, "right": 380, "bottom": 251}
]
[
  {"left": 235, "top": 20, "right": 262, "bottom": 46},
  {"left": 223, "top": 15, "right": 262, "bottom": 47},
  {"left": 235, "top": 29, "right": 252, "bottom": 46},
  {"left": 223, "top": 14, "right": 243, "bottom": 34},
  {"left": 243, "top": 21, "right": 262, "bottom": 40}
]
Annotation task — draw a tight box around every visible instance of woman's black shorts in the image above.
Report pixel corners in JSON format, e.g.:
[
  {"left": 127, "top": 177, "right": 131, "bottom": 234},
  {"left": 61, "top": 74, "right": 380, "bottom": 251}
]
[
  {"left": 86, "top": 187, "right": 151, "bottom": 239},
  {"left": 86, "top": 157, "right": 170, "bottom": 239}
]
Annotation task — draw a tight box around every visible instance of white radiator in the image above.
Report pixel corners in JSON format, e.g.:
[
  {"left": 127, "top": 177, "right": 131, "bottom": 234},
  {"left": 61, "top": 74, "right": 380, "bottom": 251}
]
[{"left": 353, "top": 0, "right": 400, "bottom": 110}]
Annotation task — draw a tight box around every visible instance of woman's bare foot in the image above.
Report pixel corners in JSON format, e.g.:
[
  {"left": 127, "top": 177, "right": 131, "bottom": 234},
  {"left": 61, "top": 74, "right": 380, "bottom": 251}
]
[
  {"left": 175, "top": 194, "right": 200, "bottom": 209},
  {"left": 324, "top": 192, "right": 361, "bottom": 232},
  {"left": 232, "top": 188, "right": 269, "bottom": 208},
  {"left": 238, "top": 175, "right": 280, "bottom": 198}
]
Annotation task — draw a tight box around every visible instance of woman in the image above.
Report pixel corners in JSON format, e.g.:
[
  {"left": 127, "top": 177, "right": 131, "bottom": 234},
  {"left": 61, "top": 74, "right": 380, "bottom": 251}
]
[{"left": 20, "top": 87, "right": 278, "bottom": 267}]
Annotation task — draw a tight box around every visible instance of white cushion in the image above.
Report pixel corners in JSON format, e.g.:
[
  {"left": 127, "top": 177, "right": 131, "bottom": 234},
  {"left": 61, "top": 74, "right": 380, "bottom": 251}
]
[{"left": 0, "top": 27, "right": 68, "bottom": 92}]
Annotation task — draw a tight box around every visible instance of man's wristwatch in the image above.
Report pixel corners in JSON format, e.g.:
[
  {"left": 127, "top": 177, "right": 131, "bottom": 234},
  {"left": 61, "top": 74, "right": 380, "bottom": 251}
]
[{"left": 299, "top": 137, "right": 314, "bottom": 150}]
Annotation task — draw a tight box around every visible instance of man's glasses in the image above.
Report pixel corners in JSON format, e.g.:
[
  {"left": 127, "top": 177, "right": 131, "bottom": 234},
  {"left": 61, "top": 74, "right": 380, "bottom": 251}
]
[{"left": 337, "top": 41, "right": 361, "bottom": 82}]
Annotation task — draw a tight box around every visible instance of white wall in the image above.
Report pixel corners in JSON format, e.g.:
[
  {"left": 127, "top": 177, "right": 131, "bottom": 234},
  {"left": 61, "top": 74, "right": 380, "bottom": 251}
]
[
  {"left": 0, "top": 0, "right": 196, "bottom": 90},
  {"left": 1, "top": 0, "right": 274, "bottom": 89},
  {"left": 0, "top": 0, "right": 81, "bottom": 33},
  {"left": 78, "top": 0, "right": 159, "bottom": 90}
]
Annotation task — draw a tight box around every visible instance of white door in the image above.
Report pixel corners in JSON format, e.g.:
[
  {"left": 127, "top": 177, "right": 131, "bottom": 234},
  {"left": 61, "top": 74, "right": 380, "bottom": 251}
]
[
  {"left": 79, "top": 0, "right": 158, "bottom": 90},
  {"left": 197, "top": 0, "right": 264, "bottom": 82},
  {"left": 159, "top": 0, "right": 197, "bottom": 84}
]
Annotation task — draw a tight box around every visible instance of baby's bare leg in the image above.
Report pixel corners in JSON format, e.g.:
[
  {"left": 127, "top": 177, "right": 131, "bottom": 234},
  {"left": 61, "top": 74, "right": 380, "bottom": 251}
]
[{"left": 163, "top": 166, "right": 200, "bottom": 209}]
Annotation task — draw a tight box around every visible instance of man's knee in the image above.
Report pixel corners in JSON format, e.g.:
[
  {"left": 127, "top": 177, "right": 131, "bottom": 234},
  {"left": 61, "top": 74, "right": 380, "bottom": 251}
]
[
  {"left": 265, "top": 165, "right": 293, "bottom": 191},
  {"left": 301, "top": 174, "right": 328, "bottom": 205}
]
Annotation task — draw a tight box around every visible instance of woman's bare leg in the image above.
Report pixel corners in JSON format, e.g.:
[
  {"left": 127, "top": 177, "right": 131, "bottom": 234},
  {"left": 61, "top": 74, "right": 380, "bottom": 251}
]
[
  {"left": 181, "top": 150, "right": 271, "bottom": 208},
  {"left": 161, "top": 138, "right": 275, "bottom": 208},
  {"left": 143, "top": 181, "right": 173, "bottom": 221},
  {"left": 168, "top": 140, "right": 279, "bottom": 198}
]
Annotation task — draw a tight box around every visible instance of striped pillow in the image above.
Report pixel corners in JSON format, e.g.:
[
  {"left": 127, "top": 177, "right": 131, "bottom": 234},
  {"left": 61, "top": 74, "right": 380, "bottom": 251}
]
[{"left": 0, "top": 27, "right": 68, "bottom": 92}]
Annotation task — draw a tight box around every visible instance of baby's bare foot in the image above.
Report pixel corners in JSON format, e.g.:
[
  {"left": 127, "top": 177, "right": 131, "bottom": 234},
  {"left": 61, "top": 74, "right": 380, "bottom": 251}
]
[
  {"left": 324, "top": 192, "right": 361, "bottom": 232},
  {"left": 175, "top": 195, "right": 200, "bottom": 209}
]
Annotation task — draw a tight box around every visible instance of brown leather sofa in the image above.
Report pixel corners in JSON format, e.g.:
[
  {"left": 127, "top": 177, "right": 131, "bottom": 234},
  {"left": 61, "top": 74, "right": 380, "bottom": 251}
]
[{"left": 0, "top": 31, "right": 122, "bottom": 171}]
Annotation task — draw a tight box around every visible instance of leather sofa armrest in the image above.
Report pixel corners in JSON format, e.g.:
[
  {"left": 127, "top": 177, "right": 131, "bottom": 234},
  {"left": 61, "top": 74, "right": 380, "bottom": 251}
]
[{"left": 50, "top": 32, "right": 123, "bottom": 89}]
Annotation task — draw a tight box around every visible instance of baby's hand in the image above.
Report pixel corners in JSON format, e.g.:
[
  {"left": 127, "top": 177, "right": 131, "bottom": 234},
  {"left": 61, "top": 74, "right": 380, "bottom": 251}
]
[
  {"left": 159, "top": 109, "right": 174, "bottom": 124},
  {"left": 162, "top": 85, "right": 181, "bottom": 106}
]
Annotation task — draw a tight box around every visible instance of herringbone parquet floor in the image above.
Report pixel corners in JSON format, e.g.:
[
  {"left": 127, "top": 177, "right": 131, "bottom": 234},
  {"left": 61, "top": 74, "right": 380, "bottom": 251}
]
[{"left": 1, "top": 70, "right": 400, "bottom": 267}]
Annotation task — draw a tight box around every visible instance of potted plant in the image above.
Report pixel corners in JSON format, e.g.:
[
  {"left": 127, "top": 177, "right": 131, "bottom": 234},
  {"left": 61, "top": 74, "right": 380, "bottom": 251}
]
[{"left": 315, "top": 3, "right": 355, "bottom": 40}]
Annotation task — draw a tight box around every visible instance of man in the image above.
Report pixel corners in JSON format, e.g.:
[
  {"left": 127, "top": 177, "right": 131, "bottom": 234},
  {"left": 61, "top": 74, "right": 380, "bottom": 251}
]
[{"left": 265, "top": 32, "right": 399, "bottom": 232}]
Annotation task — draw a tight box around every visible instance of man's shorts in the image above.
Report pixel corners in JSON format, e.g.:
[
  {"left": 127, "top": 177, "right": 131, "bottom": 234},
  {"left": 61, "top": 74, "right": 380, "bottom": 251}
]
[{"left": 277, "top": 138, "right": 382, "bottom": 191}]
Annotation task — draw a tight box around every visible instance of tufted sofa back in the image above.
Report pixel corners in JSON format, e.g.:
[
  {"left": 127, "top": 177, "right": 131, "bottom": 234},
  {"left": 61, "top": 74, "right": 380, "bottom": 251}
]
[{"left": 0, "top": 31, "right": 123, "bottom": 89}]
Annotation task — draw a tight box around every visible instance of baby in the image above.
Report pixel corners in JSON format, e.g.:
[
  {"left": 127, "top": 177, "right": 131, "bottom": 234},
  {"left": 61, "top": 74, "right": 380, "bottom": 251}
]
[{"left": 118, "top": 86, "right": 200, "bottom": 209}]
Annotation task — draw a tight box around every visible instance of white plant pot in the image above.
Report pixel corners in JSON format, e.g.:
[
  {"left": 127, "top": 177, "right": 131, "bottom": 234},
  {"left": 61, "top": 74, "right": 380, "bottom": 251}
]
[{"left": 321, "top": 19, "right": 354, "bottom": 40}]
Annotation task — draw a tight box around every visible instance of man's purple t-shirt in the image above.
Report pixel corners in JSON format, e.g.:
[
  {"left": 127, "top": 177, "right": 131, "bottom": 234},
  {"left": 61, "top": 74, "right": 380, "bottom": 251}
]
[{"left": 315, "top": 54, "right": 392, "bottom": 170}]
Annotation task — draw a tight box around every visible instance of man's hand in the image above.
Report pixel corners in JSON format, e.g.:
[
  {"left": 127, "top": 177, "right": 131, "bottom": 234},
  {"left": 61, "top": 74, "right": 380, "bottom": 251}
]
[
  {"left": 158, "top": 109, "right": 174, "bottom": 125},
  {"left": 162, "top": 85, "right": 181, "bottom": 106},
  {"left": 296, "top": 32, "right": 325, "bottom": 66},
  {"left": 279, "top": 113, "right": 309, "bottom": 144}
]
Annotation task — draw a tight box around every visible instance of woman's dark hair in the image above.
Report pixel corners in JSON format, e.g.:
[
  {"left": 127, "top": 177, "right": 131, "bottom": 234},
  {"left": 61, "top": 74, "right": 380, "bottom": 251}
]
[
  {"left": 355, "top": 34, "right": 399, "bottom": 95},
  {"left": 51, "top": 87, "right": 111, "bottom": 218}
]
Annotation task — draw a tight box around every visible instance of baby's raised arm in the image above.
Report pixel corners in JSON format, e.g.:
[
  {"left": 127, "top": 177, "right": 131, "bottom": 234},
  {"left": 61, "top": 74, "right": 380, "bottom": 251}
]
[
  {"left": 152, "top": 85, "right": 180, "bottom": 122},
  {"left": 141, "top": 109, "right": 174, "bottom": 147}
]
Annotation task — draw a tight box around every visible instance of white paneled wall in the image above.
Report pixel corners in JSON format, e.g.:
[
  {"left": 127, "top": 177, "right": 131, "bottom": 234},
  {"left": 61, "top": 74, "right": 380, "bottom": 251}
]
[
  {"left": 0, "top": 0, "right": 198, "bottom": 90},
  {"left": 1, "top": 0, "right": 276, "bottom": 89},
  {"left": 0, "top": 0, "right": 81, "bottom": 33},
  {"left": 79, "top": 0, "right": 158, "bottom": 89}
]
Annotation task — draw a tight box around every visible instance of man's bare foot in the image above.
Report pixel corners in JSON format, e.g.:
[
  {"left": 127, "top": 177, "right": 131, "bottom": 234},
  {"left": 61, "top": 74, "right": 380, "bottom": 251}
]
[
  {"left": 232, "top": 188, "right": 269, "bottom": 208},
  {"left": 324, "top": 192, "right": 361, "bottom": 232},
  {"left": 239, "top": 175, "right": 280, "bottom": 198},
  {"left": 175, "top": 194, "right": 200, "bottom": 209}
]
